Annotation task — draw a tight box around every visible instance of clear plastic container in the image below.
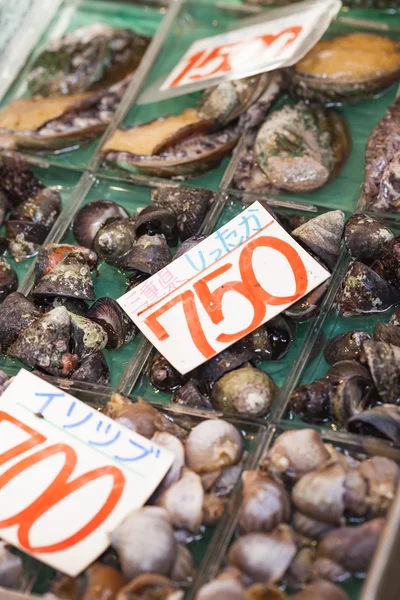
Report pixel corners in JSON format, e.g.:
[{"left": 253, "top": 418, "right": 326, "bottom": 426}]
[
  {"left": 127, "top": 190, "right": 351, "bottom": 415},
  {"left": 188, "top": 421, "right": 400, "bottom": 600},
  {"left": 0, "top": 372, "right": 268, "bottom": 598},
  {"left": 278, "top": 211, "right": 400, "bottom": 440},
  {"left": 0, "top": 0, "right": 169, "bottom": 171}
]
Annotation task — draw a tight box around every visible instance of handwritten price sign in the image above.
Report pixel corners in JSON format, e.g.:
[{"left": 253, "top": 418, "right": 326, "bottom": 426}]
[
  {"left": 118, "top": 202, "right": 330, "bottom": 374},
  {"left": 0, "top": 370, "right": 173, "bottom": 576},
  {"left": 159, "top": 0, "right": 341, "bottom": 96}
]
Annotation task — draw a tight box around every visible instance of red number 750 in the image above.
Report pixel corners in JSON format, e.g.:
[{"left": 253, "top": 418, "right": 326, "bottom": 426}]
[{"left": 144, "top": 235, "right": 308, "bottom": 359}]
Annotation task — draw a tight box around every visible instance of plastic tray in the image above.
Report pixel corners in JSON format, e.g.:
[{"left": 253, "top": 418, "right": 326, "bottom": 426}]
[
  {"left": 188, "top": 421, "right": 400, "bottom": 600},
  {"left": 0, "top": 0, "right": 169, "bottom": 171},
  {"left": 11, "top": 172, "right": 226, "bottom": 389},
  {"left": 277, "top": 210, "right": 400, "bottom": 436},
  {"left": 91, "top": 2, "right": 400, "bottom": 207},
  {"left": 128, "top": 190, "right": 351, "bottom": 416},
  {"left": 0, "top": 373, "right": 268, "bottom": 598}
]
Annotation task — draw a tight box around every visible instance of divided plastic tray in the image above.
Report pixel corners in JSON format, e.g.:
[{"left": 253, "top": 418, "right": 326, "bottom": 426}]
[
  {"left": 187, "top": 421, "right": 400, "bottom": 600},
  {"left": 1, "top": 1, "right": 400, "bottom": 598},
  {"left": 2, "top": 375, "right": 267, "bottom": 598}
]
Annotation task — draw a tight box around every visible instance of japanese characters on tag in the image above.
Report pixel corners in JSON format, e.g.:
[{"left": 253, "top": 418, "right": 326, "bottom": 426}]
[
  {"left": 118, "top": 201, "right": 330, "bottom": 375},
  {"left": 0, "top": 370, "right": 173, "bottom": 576},
  {"left": 156, "top": 0, "right": 341, "bottom": 98}
]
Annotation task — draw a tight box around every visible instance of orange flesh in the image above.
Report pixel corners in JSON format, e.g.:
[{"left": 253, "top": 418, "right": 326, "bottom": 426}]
[
  {"left": 102, "top": 108, "right": 201, "bottom": 156},
  {"left": 296, "top": 33, "right": 400, "bottom": 81},
  {"left": 0, "top": 94, "right": 88, "bottom": 131}
]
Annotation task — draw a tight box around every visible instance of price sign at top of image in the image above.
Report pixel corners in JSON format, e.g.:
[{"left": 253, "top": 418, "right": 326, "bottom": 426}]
[
  {"left": 0, "top": 370, "right": 173, "bottom": 576},
  {"left": 118, "top": 201, "right": 330, "bottom": 375},
  {"left": 160, "top": 0, "right": 341, "bottom": 96}
]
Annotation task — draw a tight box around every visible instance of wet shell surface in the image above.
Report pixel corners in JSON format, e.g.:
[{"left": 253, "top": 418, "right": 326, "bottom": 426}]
[
  {"left": 291, "top": 210, "right": 344, "bottom": 270},
  {"left": 8, "top": 306, "right": 78, "bottom": 376},
  {"left": 335, "top": 261, "right": 400, "bottom": 316},
  {"left": 210, "top": 367, "right": 278, "bottom": 417},
  {"left": 365, "top": 96, "right": 400, "bottom": 212},
  {"left": 32, "top": 250, "right": 95, "bottom": 301},
  {"left": 73, "top": 199, "right": 129, "bottom": 249},
  {"left": 292, "top": 33, "right": 400, "bottom": 104},
  {"left": 28, "top": 24, "right": 150, "bottom": 97},
  {"left": 253, "top": 104, "right": 348, "bottom": 193}
]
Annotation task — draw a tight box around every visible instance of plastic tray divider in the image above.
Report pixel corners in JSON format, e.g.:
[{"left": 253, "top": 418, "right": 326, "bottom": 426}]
[{"left": 87, "top": 0, "right": 184, "bottom": 174}]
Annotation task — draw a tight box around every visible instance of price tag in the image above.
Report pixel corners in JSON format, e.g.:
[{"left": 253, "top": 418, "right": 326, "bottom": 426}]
[
  {"left": 118, "top": 201, "right": 330, "bottom": 375},
  {"left": 152, "top": 0, "right": 341, "bottom": 101},
  {"left": 0, "top": 369, "right": 173, "bottom": 576}
]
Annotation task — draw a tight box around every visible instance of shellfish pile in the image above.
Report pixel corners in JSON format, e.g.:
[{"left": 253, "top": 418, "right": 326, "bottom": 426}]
[
  {"left": 0, "top": 24, "right": 150, "bottom": 152},
  {"left": 0, "top": 375, "right": 249, "bottom": 600},
  {"left": 145, "top": 206, "right": 346, "bottom": 418},
  {"left": 289, "top": 213, "right": 400, "bottom": 446},
  {"left": 195, "top": 428, "right": 397, "bottom": 600}
]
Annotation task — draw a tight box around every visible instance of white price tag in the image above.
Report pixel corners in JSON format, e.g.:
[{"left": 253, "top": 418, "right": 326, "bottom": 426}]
[
  {"left": 155, "top": 0, "right": 341, "bottom": 100},
  {"left": 0, "top": 370, "right": 173, "bottom": 576},
  {"left": 118, "top": 201, "right": 330, "bottom": 375}
]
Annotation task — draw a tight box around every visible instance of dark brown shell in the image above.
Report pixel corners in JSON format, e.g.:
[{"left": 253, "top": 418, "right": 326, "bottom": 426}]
[
  {"left": 86, "top": 297, "right": 136, "bottom": 349},
  {"left": 365, "top": 96, "right": 400, "bottom": 212},
  {"left": 73, "top": 199, "right": 129, "bottom": 249},
  {"left": 134, "top": 206, "right": 178, "bottom": 246},
  {"left": 152, "top": 187, "right": 215, "bottom": 242},
  {"left": 284, "top": 280, "right": 330, "bottom": 321},
  {"left": 348, "top": 404, "right": 400, "bottom": 447},
  {"left": 9, "top": 187, "right": 61, "bottom": 228},
  {"left": 149, "top": 354, "right": 185, "bottom": 393},
  {"left": 8, "top": 306, "right": 78, "bottom": 376},
  {"left": 196, "top": 341, "right": 255, "bottom": 385},
  {"left": 361, "top": 340, "right": 400, "bottom": 403},
  {"left": 93, "top": 218, "right": 136, "bottom": 266},
  {"left": 0, "top": 155, "right": 44, "bottom": 205},
  {"left": 323, "top": 331, "right": 371, "bottom": 365},
  {"left": 32, "top": 250, "right": 95, "bottom": 301},
  {"left": 376, "top": 234, "right": 400, "bottom": 288},
  {"left": 120, "top": 234, "right": 172, "bottom": 274},
  {"left": 70, "top": 351, "right": 110, "bottom": 385},
  {"left": 344, "top": 213, "right": 394, "bottom": 262},
  {"left": 171, "top": 380, "right": 212, "bottom": 410},
  {"left": 373, "top": 322, "right": 400, "bottom": 347},
  {"left": 335, "top": 261, "right": 400, "bottom": 316},
  {"left": 289, "top": 379, "right": 334, "bottom": 423},
  {"left": 331, "top": 375, "right": 375, "bottom": 427},
  {"left": 0, "top": 258, "right": 18, "bottom": 303},
  {"left": 0, "top": 292, "right": 40, "bottom": 351}
]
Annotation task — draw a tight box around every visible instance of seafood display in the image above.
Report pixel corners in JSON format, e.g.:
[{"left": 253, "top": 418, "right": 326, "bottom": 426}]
[
  {"left": 134, "top": 202, "right": 346, "bottom": 418},
  {"left": 291, "top": 33, "right": 400, "bottom": 104},
  {"left": 364, "top": 96, "right": 400, "bottom": 213},
  {"left": 234, "top": 103, "right": 350, "bottom": 194},
  {"left": 0, "top": 185, "right": 213, "bottom": 384},
  {"left": 0, "top": 375, "right": 263, "bottom": 599},
  {"left": 0, "top": 23, "right": 150, "bottom": 152},
  {"left": 2, "top": 3, "right": 400, "bottom": 599},
  {"left": 288, "top": 213, "right": 400, "bottom": 445},
  {"left": 0, "top": 155, "right": 62, "bottom": 263},
  {"left": 194, "top": 428, "right": 397, "bottom": 600},
  {"left": 102, "top": 72, "right": 284, "bottom": 179}
]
